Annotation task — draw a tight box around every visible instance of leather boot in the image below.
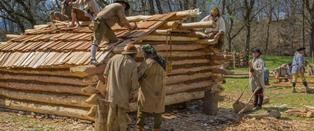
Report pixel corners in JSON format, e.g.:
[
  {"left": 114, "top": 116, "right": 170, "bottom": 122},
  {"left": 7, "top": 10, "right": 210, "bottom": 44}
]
[
  {"left": 303, "top": 82, "right": 310, "bottom": 93},
  {"left": 136, "top": 126, "right": 143, "bottom": 131},
  {"left": 292, "top": 82, "right": 296, "bottom": 93}
]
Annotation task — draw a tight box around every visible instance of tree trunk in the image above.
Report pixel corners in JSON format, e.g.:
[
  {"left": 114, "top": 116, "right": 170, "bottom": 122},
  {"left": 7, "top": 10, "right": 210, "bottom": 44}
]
[
  {"left": 227, "top": 19, "right": 234, "bottom": 52},
  {"left": 148, "top": 0, "right": 155, "bottom": 15},
  {"left": 311, "top": 24, "right": 314, "bottom": 55},
  {"left": 155, "top": 0, "right": 163, "bottom": 14},
  {"left": 167, "top": 0, "right": 173, "bottom": 12},
  {"left": 245, "top": 23, "right": 251, "bottom": 63},
  {"left": 265, "top": 6, "right": 273, "bottom": 55}
]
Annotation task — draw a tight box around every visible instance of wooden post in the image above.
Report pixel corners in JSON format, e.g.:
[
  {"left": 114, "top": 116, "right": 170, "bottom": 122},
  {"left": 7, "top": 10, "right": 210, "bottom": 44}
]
[
  {"left": 202, "top": 90, "right": 218, "bottom": 115},
  {"left": 95, "top": 98, "right": 109, "bottom": 131}
]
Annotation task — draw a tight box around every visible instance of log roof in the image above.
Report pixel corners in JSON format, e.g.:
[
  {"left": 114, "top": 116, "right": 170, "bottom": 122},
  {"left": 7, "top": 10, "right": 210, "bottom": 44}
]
[{"left": 0, "top": 13, "right": 175, "bottom": 68}]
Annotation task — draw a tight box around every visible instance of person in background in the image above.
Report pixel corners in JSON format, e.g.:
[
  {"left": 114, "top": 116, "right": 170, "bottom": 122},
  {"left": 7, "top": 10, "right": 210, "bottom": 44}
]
[
  {"left": 274, "top": 64, "right": 291, "bottom": 82},
  {"left": 50, "top": 0, "right": 74, "bottom": 21},
  {"left": 200, "top": 7, "right": 226, "bottom": 49},
  {"left": 70, "top": 0, "right": 101, "bottom": 27},
  {"left": 249, "top": 48, "right": 265, "bottom": 110},
  {"left": 291, "top": 47, "right": 310, "bottom": 93},
  {"left": 136, "top": 44, "right": 166, "bottom": 131}
]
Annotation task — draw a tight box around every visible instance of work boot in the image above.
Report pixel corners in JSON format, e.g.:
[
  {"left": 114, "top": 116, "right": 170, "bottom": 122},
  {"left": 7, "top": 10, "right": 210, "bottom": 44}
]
[
  {"left": 90, "top": 58, "right": 99, "bottom": 65},
  {"left": 136, "top": 126, "right": 143, "bottom": 131},
  {"left": 292, "top": 82, "right": 297, "bottom": 93},
  {"left": 303, "top": 82, "right": 310, "bottom": 93}
]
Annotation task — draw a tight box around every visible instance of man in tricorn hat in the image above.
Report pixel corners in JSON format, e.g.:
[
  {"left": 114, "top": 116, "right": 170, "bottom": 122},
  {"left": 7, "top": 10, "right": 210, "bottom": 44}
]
[
  {"left": 99, "top": 43, "right": 139, "bottom": 131},
  {"left": 249, "top": 48, "right": 265, "bottom": 110},
  {"left": 291, "top": 47, "right": 310, "bottom": 93},
  {"left": 90, "top": 0, "right": 137, "bottom": 65}
]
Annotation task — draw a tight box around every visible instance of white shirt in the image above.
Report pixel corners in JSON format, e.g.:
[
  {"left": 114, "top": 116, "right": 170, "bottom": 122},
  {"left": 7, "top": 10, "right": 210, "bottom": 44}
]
[{"left": 201, "top": 15, "right": 226, "bottom": 33}]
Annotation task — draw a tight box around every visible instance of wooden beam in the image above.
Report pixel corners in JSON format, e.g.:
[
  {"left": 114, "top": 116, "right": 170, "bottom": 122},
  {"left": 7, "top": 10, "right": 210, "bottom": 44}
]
[
  {"left": 179, "top": 21, "right": 216, "bottom": 29},
  {"left": 166, "top": 72, "right": 211, "bottom": 85},
  {"left": 142, "top": 35, "right": 199, "bottom": 41},
  {"left": 0, "top": 98, "right": 92, "bottom": 120},
  {"left": 0, "top": 88, "right": 91, "bottom": 108},
  {"left": 166, "top": 81, "right": 213, "bottom": 95}
]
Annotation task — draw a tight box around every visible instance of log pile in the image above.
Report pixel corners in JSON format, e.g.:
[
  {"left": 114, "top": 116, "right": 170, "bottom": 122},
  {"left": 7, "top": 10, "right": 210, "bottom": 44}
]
[
  {"left": 285, "top": 106, "right": 314, "bottom": 118},
  {"left": 0, "top": 9, "right": 229, "bottom": 121}
]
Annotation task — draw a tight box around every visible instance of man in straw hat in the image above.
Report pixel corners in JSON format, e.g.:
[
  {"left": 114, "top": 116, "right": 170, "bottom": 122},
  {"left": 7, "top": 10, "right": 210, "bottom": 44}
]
[
  {"left": 200, "top": 7, "right": 226, "bottom": 49},
  {"left": 291, "top": 47, "right": 310, "bottom": 93},
  {"left": 90, "top": 0, "right": 137, "bottom": 65},
  {"left": 136, "top": 44, "right": 166, "bottom": 131},
  {"left": 249, "top": 48, "right": 265, "bottom": 110},
  {"left": 100, "top": 43, "right": 139, "bottom": 131}
]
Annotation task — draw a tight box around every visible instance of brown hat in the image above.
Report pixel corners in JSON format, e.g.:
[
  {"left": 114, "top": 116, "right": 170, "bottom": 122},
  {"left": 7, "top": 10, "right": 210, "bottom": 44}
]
[{"left": 122, "top": 44, "right": 137, "bottom": 55}]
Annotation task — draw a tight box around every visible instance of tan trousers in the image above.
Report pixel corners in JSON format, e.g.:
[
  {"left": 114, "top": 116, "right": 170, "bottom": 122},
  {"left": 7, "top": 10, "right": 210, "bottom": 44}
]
[
  {"left": 107, "top": 103, "right": 130, "bottom": 131},
  {"left": 93, "top": 18, "right": 118, "bottom": 46},
  {"left": 292, "top": 73, "right": 306, "bottom": 83}
]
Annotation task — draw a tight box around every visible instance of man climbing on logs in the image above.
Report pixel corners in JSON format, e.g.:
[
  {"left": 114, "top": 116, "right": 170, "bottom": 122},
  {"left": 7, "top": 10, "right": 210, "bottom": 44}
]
[
  {"left": 249, "top": 48, "right": 265, "bottom": 111},
  {"left": 291, "top": 47, "right": 310, "bottom": 93},
  {"left": 136, "top": 44, "right": 166, "bottom": 131},
  {"left": 50, "top": 0, "right": 74, "bottom": 21},
  {"left": 90, "top": 1, "right": 137, "bottom": 65},
  {"left": 69, "top": 0, "right": 101, "bottom": 27},
  {"left": 200, "top": 7, "right": 226, "bottom": 49},
  {"left": 98, "top": 43, "right": 139, "bottom": 131}
]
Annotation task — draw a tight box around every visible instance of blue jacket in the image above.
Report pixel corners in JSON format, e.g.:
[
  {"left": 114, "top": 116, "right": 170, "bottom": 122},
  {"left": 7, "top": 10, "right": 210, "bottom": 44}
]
[{"left": 291, "top": 52, "right": 305, "bottom": 74}]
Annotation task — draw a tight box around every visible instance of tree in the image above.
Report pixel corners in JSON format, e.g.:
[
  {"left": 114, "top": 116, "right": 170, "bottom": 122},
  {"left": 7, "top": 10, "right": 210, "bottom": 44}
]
[{"left": 305, "top": 0, "right": 314, "bottom": 55}]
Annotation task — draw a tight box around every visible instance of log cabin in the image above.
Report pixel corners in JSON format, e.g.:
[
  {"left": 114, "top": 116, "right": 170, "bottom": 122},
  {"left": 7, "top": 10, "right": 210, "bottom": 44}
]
[{"left": 0, "top": 9, "right": 229, "bottom": 121}]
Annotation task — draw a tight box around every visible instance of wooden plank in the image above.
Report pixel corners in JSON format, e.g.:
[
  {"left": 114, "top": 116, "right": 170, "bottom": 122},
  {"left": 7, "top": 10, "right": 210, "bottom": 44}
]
[
  {"left": 0, "top": 81, "right": 88, "bottom": 96},
  {"left": 0, "top": 88, "right": 91, "bottom": 108},
  {"left": 0, "top": 98, "right": 92, "bottom": 120},
  {"left": 166, "top": 72, "right": 211, "bottom": 85},
  {"left": 166, "top": 80, "right": 212, "bottom": 95}
]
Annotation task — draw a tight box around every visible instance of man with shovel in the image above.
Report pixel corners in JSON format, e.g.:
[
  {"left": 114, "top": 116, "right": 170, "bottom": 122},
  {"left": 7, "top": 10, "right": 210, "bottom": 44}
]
[{"left": 249, "top": 48, "right": 265, "bottom": 111}]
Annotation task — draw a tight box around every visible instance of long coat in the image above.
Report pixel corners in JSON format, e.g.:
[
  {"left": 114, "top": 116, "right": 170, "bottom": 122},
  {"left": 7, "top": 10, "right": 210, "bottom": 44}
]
[
  {"left": 291, "top": 52, "right": 305, "bottom": 74},
  {"left": 249, "top": 57, "right": 265, "bottom": 92},
  {"left": 138, "top": 58, "right": 166, "bottom": 113},
  {"left": 103, "top": 54, "right": 139, "bottom": 110}
]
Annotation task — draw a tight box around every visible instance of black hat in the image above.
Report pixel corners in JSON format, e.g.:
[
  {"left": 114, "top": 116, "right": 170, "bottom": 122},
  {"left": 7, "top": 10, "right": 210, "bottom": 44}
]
[
  {"left": 114, "top": 1, "right": 130, "bottom": 10},
  {"left": 297, "top": 47, "right": 305, "bottom": 51},
  {"left": 251, "top": 48, "right": 262, "bottom": 54}
]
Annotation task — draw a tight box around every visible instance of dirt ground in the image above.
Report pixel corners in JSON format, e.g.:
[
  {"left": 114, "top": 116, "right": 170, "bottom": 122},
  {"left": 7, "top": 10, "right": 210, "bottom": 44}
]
[{"left": 0, "top": 100, "right": 313, "bottom": 131}]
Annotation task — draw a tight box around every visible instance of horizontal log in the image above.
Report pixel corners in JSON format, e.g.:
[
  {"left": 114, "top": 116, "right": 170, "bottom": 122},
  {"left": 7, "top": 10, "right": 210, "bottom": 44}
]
[
  {"left": 171, "top": 59, "right": 210, "bottom": 67},
  {"left": 0, "top": 68, "right": 84, "bottom": 78},
  {"left": 168, "top": 66, "right": 213, "bottom": 76},
  {"left": 159, "top": 21, "right": 181, "bottom": 29},
  {"left": 166, "top": 72, "right": 211, "bottom": 85},
  {"left": 178, "top": 21, "right": 215, "bottom": 29},
  {"left": 0, "top": 81, "right": 88, "bottom": 96},
  {"left": 126, "top": 9, "right": 200, "bottom": 22},
  {"left": 166, "top": 81, "right": 213, "bottom": 95},
  {"left": 0, "top": 72, "right": 94, "bottom": 86},
  {"left": 0, "top": 88, "right": 91, "bottom": 108},
  {"left": 70, "top": 64, "right": 106, "bottom": 77},
  {"left": 6, "top": 34, "right": 20, "bottom": 40},
  {"left": 197, "top": 39, "right": 218, "bottom": 45},
  {"left": 0, "top": 98, "right": 92, "bottom": 120},
  {"left": 142, "top": 35, "right": 199, "bottom": 42}
]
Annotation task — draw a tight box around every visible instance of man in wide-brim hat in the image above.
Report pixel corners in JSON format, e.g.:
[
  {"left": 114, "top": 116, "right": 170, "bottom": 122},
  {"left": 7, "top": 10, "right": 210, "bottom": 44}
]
[
  {"left": 99, "top": 43, "right": 139, "bottom": 131},
  {"left": 291, "top": 47, "right": 310, "bottom": 93}
]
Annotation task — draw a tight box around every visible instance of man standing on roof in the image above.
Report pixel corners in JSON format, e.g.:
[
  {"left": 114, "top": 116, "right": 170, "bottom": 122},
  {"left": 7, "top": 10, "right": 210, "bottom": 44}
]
[
  {"left": 291, "top": 47, "right": 310, "bottom": 93},
  {"left": 70, "top": 0, "right": 101, "bottom": 27},
  {"left": 90, "top": 1, "right": 137, "bottom": 65},
  {"left": 136, "top": 44, "right": 166, "bottom": 131},
  {"left": 200, "top": 7, "right": 226, "bottom": 49},
  {"left": 98, "top": 44, "right": 139, "bottom": 131}
]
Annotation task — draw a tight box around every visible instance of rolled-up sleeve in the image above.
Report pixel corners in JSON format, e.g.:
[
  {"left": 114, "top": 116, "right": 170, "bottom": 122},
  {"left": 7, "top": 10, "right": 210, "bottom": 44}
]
[
  {"left": 218, "top": 17, "right": 226, "bottom": 33},
  {"left": 116, "top": 7, "right": 129, "bottom": 27}
]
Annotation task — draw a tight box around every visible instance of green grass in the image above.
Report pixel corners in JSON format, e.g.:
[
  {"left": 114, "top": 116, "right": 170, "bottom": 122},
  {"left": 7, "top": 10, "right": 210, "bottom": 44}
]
[{"left": 223, "top": 55, "right": 314, "bottom": 120}]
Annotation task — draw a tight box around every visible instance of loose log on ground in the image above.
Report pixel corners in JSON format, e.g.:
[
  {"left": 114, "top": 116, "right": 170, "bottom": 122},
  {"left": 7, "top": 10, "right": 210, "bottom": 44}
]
[
  {"left": 0, "top": 98, "right": 92, "bottom": 120},
  {"left": 0, "top": 88, "right": 91, "bottom": 108}
]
